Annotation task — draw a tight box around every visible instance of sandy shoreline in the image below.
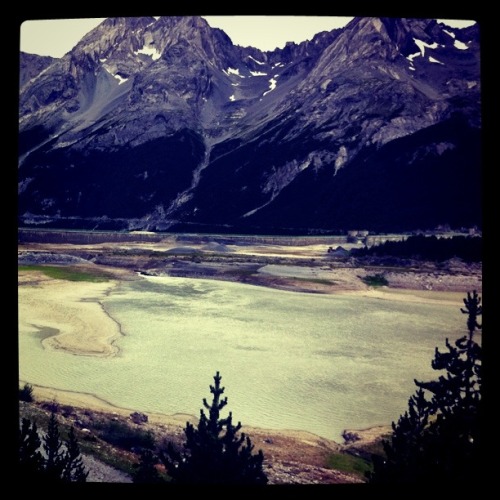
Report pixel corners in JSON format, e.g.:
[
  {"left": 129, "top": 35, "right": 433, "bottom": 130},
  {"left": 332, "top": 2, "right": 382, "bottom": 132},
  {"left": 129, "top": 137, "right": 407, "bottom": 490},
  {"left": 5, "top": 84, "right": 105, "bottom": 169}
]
[
  {"left": 24, "top": 383, "right": 196, "bottom": 428},
  {"left": 26, "top": 383, "right": 347, "bottom": 440},
  {"left": 19, "top": 271, "right": 124, "bottom": 357},
  {"left": 24, "top": 382, "right": 375, "bottom": 484},
  {"left": 339, "top": 287, "right": 466, "bottom": 306},
  {"left": 18, "top": 267, "right": 468, "bottom": 358}
]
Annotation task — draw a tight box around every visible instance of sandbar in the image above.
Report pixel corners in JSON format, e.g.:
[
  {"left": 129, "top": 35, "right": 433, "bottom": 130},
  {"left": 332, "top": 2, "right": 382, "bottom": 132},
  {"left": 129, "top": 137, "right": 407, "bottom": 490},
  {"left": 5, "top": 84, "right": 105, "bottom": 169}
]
[{"left": 18, "top": 270, "right": 123, "bottom": 357}]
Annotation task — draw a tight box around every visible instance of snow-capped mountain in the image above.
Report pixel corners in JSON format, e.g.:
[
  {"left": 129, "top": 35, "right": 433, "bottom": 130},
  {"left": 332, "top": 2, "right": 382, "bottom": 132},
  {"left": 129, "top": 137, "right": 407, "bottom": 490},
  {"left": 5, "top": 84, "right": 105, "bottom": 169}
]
[{"left": 18, "top": 16, "right": 481, "bottom": 233}]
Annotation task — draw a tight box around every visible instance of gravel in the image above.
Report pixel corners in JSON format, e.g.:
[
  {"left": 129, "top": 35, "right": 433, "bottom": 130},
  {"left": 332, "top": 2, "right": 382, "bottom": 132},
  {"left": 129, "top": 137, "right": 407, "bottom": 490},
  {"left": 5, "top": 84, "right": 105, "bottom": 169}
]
[
  {"left": 82, "top": 454, "right": 132, "bottom": 483},
  {"left": 18, "top": 251, "right": 90, "bottom": 265}
]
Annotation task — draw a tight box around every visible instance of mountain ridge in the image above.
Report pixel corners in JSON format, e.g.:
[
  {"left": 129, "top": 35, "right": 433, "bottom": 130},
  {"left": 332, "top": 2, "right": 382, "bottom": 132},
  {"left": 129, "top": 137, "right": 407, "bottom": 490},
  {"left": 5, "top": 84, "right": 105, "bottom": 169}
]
[{"left": 18, "top": 16, "right": 481, "bottom": 234}]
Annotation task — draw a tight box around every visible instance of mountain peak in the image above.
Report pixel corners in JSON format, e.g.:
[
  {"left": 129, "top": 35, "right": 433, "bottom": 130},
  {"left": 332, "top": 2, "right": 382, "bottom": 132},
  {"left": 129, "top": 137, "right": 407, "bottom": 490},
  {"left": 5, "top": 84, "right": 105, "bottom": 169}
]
[
  {"left": 155, "top": 15, "right": 205, "bottom": 26},
  {"left": 70, "top": 16, "right": 156, "bottom": 60},
  {"left": 100, "top": 16, "right": 156, "bottom": 29}
]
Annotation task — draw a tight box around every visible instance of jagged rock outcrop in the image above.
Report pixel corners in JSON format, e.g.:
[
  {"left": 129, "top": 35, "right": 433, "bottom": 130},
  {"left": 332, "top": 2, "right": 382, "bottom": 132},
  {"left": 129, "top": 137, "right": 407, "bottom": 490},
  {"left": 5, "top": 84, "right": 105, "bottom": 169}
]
[
  {"left": 19, "top": 52, "right": 55, "bottom": 88},
  {"left": 18, "top": 16, "right": 481, "bottom": 234}
]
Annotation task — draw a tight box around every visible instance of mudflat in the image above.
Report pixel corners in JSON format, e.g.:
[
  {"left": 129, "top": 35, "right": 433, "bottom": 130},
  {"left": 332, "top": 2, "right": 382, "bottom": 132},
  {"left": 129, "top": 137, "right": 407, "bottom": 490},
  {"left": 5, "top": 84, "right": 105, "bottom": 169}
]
[{"left": 19, "top": 271, "right": 122, "bottom": 357}]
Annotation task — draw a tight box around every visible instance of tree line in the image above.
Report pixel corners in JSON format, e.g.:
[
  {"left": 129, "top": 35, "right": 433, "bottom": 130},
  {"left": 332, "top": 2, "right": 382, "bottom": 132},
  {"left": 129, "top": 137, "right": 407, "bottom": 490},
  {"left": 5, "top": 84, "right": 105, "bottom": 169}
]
[
  {"left": 19, "top": 411, "right": 88, "bottom": 482},
  {"left": 353, "top": 234, "right": 482, "bottom": 263}
]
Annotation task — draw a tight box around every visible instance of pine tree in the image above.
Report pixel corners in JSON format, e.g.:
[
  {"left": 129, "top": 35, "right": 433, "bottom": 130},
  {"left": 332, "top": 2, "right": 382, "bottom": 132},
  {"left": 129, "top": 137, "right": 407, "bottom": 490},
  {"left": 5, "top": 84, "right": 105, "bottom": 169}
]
[
  {"left": 160, "top": 371, "right": 268, "bottom": 484},
  {"left": 61, "top": 426, "right": 89, "bottom": 482},
  {"left": 132, "top": 449, "right": 163, "bottom": 484},
  {"left": 19, "top": 383, "right": 34, "bottom": 402},
  {"left": 19, "top": 412, "right": 88, "bottom": 482},
  {"left": 19, "top": 418, "right": 45, "bottom": 478},
  {"left": 369, "top": 291, "right": 482, "bottom": 483},
  {"left": 43, "top": 411, "right": 66, "bottom": 481}
]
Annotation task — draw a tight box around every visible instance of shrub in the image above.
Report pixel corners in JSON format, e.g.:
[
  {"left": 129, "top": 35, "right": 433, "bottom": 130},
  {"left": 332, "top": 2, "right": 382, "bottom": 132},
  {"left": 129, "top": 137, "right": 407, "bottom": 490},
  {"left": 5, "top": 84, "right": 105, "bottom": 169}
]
[
  {"left": 94, "top": 419, "right": 155, "bottom": 451},
  {"left": 328, "top": 452, "right": 373, "bottom": 477},
  {"left": 19, "top": 383, "right": 34, "bottom": 402},
  {"left": 362, "top": 274, "right": 389, "bottom": 287}
]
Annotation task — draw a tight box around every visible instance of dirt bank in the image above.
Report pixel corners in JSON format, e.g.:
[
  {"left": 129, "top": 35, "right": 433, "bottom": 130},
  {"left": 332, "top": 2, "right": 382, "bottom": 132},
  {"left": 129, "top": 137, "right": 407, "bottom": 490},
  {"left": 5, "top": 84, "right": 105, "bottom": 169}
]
[{"left": 24, "top": 386, "right": 364, "bottom": 484}]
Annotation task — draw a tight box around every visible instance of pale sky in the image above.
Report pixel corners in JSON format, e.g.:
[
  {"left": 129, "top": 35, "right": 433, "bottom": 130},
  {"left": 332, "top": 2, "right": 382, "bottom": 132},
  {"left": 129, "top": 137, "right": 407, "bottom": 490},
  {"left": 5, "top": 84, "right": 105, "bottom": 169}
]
[{"left": 19, "top": 16, "right": 477, "bottom": 58}]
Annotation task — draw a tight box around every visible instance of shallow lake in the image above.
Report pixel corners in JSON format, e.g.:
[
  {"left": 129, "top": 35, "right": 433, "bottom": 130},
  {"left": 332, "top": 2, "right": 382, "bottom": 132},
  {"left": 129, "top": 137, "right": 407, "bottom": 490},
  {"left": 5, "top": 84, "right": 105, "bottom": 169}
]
[{"left": 19, "top": 276, "right": 469, "bottom": 441}]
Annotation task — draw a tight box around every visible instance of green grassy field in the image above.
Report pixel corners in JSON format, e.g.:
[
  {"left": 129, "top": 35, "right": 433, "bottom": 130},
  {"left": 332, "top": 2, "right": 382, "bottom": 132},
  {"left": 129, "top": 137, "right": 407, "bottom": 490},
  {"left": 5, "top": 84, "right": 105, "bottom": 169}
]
[
  {"left": 327, "top": 452, "right": 373, "bottom": 479},
  {"left": 19, "top": 265, "right": 112, "bottom": 282}
]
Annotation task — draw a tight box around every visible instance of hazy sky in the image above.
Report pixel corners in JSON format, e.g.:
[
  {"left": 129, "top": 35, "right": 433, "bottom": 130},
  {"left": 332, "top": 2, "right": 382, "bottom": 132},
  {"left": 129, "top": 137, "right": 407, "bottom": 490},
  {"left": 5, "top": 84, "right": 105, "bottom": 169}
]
[{"left": 19, "top": 16, "right": 477, "bottom": 58}]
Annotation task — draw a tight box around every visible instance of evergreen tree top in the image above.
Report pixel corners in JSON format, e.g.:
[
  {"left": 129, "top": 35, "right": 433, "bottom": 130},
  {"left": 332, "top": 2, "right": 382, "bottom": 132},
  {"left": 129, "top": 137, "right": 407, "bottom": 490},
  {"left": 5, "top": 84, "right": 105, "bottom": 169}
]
[
  {"left": 368, "top": 291, "right": 483, "bottom": 484},
  {"left": 161, "top": 371, "right": 268, "bottom": 485}
]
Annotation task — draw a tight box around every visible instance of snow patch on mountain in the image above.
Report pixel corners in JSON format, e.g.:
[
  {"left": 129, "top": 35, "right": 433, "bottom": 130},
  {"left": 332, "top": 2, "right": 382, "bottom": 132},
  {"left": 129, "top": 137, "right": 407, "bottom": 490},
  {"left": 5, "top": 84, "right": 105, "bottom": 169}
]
[
  {"left": 334, "top": 146, "right": 348, "bottom": 172},
  {"left": 429, "top": 56, "right": 444, "bottom": 65},
  {"left": 413, "top": 38, "right": 439, "bottom": 56},
  {"left": 454, "top": 39, "right": 468, "bottom": 50},
  {"left": 102, "top": 65, "right": 129, "bottom": 85},
  {"left": 248, "top": 55, "right": 265, "bottom": 65},
  {"left": 442, "top": 31, "right": 468, "bottom": 50},
  {"left": 263, "top": 77, "right": 278, "bottom": 96},
  {"left": 114, "top": 74, "right": 129, "bottom": 85},
  {"left": 250, "top": 70, "right": 267, "bottom": 76},
  {"left": 135, "top": 45, "right": 161, "bottom": 60},
  {"left": 224, "top": 67, "right": 245, "bottom": 78}
]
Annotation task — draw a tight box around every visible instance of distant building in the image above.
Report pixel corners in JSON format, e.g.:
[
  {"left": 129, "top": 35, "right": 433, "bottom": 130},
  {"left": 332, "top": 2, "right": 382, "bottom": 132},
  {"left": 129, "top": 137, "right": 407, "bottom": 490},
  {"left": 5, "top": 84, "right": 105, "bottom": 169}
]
[{"left": 347, "top": 230, "right": 369, "bottom": 243}]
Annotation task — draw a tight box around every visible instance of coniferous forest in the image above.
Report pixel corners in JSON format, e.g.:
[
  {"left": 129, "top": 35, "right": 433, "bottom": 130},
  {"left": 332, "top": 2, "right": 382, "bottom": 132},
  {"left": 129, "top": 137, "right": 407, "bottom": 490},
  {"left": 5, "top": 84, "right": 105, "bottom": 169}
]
[{"left": 352, "top": 235, "right": 482, "bottom": 263}]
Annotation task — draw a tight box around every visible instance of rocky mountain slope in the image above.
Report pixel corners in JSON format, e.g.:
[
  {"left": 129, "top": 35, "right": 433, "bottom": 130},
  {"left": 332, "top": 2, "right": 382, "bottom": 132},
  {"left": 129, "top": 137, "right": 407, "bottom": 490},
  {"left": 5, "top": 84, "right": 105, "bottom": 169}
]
[{"left": 18, "top": 16, "right": 481, "bottom": 234}]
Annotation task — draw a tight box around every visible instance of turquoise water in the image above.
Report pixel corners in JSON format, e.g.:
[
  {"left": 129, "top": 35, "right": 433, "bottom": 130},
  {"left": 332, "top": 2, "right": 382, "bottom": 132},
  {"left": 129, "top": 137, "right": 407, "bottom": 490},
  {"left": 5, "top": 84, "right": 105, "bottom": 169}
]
[{"left": 19, "top": 276, "right": 468, "bottom": 441}]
